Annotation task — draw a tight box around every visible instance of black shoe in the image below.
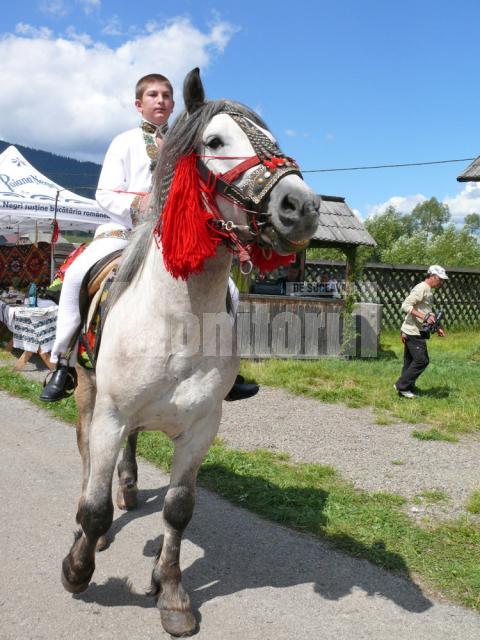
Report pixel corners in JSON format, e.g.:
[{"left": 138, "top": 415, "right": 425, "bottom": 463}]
[
  {"left": 39, "top": 363, "right": 77, "bottom": 402},
  {"left": 225, "top": 375, "right": 259, "bottom": 401}
]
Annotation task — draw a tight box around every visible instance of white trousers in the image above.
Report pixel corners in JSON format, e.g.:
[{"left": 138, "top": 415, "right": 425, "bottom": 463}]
[{"left": 50, "top": 237, "right": 129, "bottom": 364}]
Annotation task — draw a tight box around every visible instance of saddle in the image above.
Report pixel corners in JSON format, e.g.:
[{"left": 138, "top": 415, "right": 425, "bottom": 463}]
[{"left": 75, "top": 249, "right": 123, "bottom": 369}]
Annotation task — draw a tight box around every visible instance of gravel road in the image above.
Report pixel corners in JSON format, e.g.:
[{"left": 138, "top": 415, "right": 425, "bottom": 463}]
[{"left": 2, "top": 387, "right": 480, "bottom": 640}]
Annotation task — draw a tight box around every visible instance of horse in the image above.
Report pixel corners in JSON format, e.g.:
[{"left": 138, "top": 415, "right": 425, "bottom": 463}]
[{"left": 61, "top": 68, "right": 320, "bottom": 637}]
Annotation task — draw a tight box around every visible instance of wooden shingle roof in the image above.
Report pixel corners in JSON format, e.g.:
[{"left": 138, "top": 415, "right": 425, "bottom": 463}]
[
  {"left": 311, "top": 194, "right": 376, "bottom": 247},
  {"left": 457, "top": 156, "right": 480, "bottom": 182}
]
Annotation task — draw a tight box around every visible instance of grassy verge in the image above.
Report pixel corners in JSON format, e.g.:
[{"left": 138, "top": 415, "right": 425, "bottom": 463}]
[
  {"left": 240, "top": 330, "right": 480, "bottom": 435},
  {"left": 0, "top": 361, "right": 479, "bottom": 611}
]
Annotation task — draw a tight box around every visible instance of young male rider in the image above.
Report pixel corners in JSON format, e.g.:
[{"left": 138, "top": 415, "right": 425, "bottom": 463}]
[
  {"left": 40, "top": 73, "right": 258, "bottom": 402},
  {"left": 394, "top": 264, "right": 447, "bottom": 398}
]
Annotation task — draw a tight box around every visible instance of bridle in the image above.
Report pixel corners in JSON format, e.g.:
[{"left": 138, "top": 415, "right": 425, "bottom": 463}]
[{"left": 194, "top": 106, "right": 304, "bottom": 269}]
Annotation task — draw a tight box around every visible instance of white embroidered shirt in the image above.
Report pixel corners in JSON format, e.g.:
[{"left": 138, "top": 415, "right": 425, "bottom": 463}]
[{"left": 95, "top": 127, "right": 156, "bottom": 229}]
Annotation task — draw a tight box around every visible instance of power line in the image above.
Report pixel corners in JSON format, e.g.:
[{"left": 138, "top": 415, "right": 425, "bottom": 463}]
[
  {"left": 41, "top": 156, "right": 477, "bottom": 188},
  {"left": 302, "top": 157, "right": 475, "bottom": 174}
]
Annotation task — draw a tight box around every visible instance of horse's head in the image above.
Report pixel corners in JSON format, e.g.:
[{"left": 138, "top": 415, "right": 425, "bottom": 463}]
[{"left": 154, "top": 68, "right": 320, "bottom": 279}]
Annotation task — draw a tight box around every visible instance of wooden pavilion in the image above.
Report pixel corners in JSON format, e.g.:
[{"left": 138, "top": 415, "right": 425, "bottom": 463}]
[{"left": 457, "top": 157, "right": 480, "bottom": 182}]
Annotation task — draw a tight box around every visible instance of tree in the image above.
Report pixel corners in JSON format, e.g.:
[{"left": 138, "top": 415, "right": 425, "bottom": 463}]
[
  {"left": 363, "top": 205, "right": 409, "bottom": 262},
  {"left": 381, "top": 232, "right": 429, "bottom": 264},
  {"left": 409, "top": 197, "right": 450, "bottom": 237},
  {"left": 428, "top": 226, "right": 480, "bottom": 267},
  {"left": 464, "top": 213, "right": 480, "bottom": 236},
  {"left": 382, "top": 226, "right": 480, "bottom": 267}
]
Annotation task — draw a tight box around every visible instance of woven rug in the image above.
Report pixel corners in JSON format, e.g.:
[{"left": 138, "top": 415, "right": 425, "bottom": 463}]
[{"left": 0, "top": 242, "right": 51, "bottom": 287}]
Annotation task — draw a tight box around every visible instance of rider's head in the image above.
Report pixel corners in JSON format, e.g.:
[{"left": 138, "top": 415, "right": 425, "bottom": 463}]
[{"left": 135, "top": 74, "right": 174, "bottom": 127}]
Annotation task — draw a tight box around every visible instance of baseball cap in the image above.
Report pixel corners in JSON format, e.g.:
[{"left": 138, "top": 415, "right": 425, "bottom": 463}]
[{"left": 428, "top": 265, "right": 449, "bottom": 280}]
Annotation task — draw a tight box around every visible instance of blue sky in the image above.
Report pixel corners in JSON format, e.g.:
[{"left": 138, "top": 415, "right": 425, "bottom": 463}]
[{"left": 1, "top": 0, "right": 479, "bottom": 222}]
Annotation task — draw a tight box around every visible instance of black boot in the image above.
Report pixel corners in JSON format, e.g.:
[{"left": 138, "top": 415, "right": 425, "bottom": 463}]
[
  {"left": 225, "top": 375, "right": 259, "bottom": 401},
  {"left": 39, "top": 362, "right": 77, "bottom": 402}
]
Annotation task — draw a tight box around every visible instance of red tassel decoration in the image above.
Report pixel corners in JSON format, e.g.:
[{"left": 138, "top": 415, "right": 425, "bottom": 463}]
[
  {"left": 249, "top": 244, "right": 295, "bottom": 273},
  {"left": 155, "top": 154, "right": 221, "bottom": 280},
  {"left": 51, "top": 219, "right": 59, "bottom": 244}
]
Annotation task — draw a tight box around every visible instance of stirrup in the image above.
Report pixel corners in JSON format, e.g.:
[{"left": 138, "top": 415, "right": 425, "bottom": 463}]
[{"left": 42, "top": 366, "right": 78, "bottom": 398}]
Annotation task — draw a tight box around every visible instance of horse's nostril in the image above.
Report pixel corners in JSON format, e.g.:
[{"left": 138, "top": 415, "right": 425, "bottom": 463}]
[{"left": 281, "top": 194, "right": 298, "bottom": 212}]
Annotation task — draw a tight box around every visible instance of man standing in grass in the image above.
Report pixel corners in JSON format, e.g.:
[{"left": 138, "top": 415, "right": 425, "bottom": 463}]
[{"left": 394, "top": 265, "right": 448, "bottom": 398}]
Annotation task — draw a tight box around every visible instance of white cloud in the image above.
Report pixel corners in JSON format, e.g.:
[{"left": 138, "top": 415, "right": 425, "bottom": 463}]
[
  {"left": 77, "top": 0, "right": 100, "bottom": 14},
  {"left": 101, "top": 15, "right": 123, "bottom": 37},
  {"left": 284, "top": 129, "right": 309, "bottom": 138},
  {"left": 15, "top": 23, "right": 52, "bottom": 39},
  {"left": 39, "top": 0, "right": 68, "bottom": 16},
  {"left": 0, "top": 18, "right": 236, "bottom": 162},
  {"left": 64, "top": 26, "right": 93, "bottom": 45},
  {"left": 365, "top": 194, "right": 426, "bottom": 219},
  {"left": 325, "top": 133, "right": 335, "bottom": 142},
  {"left": 444, "top": 183, "right": 480, "bottom": 224},
  {"left": 365, "top": 185, "right": 480, "bottom": 225}
]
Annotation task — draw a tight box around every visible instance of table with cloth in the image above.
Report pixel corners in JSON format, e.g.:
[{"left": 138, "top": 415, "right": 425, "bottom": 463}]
[{"left": 0, "top": 299, "right": 57, "bottom": 370}]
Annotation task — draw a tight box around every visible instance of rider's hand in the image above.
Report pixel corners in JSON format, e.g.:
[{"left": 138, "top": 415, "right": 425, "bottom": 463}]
[
  {"left": 425, "top": 313, "right": 436, "bottom": 324},
  {"left": 139, "top": 193, "right": 152, "bottom": 214},
  {"left": 437, "top": 327, "right": 446, "bottom": 337}
]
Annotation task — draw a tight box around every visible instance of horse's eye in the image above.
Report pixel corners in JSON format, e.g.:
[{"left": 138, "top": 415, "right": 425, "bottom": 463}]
[{"left": 206, "top": 136, "right": 223, "bottom": 150}]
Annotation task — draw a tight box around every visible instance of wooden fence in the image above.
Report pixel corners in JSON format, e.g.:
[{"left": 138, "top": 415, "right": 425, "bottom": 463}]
[{"left": 305, "top": 260, "right": 480, "bottom": 330}]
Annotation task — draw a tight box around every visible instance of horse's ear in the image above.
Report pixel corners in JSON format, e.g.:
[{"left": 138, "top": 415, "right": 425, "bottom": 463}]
[{"left": 183, "top": 68, "right": 205, "bottom": 115}]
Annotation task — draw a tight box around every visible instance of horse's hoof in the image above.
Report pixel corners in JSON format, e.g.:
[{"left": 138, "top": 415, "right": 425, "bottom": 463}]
[
  {"left": 116, "top": 484, "right": 138, "bottom": 511},
  {"left": 61, "top": 555, "right": 93, "bottom": 594},
  {"left": 160, "top": 610, "right": 197, "bottom": 637},
  {"left": 96, "top": 535, "right": 109, "bottom": 552}
]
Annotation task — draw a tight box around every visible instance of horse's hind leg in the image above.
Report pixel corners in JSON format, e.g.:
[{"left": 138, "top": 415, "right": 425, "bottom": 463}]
[
  {"left": 61, "top": 400, "right": 126, "bottom": 593},
  {"left": 150, "top": 411, "right": 221, "bottom": 637},
  {"left": 116, "top": 432, "right": 138, "bottom": 510}
]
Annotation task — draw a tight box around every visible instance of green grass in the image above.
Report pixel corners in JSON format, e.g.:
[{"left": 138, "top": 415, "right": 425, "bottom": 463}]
[
  {"left": 466, "top": 491, "right": 480, "bottom": 515},
  {"left": 412, "top": 429, "right": 459, "bottom": 443},
  {"left": 241, "top": 330, "right": 480, "bottom": 435},
  {"left": 413, "top": 490, "right": 450, "bottom": 505},
  {"left": 1, "top": 351, "right": 480, "bottom": 610},
  {"left": 0, "top": 364, "right": 78, "bottom": 425}
]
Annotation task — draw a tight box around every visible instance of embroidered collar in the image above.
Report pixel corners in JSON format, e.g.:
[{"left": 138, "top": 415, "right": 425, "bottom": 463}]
[
  {"left": 140, "top": 119, "right": 169, "bottom": 173},
  {"left": 141, "top": 119, "right": 169, "bottom": 138}
]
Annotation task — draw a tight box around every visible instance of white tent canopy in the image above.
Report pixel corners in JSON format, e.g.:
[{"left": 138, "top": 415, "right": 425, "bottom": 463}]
[{"left": 0, "top": 145, "right": 109, "bottom": 234}]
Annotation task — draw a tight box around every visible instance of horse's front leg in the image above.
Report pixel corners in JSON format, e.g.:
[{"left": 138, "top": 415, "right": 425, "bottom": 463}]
[
  {"left": 151, "top": 410, "right": 221, "bottom": 637},
  {"left": 74, "top": 367, "right": 110, "bottom": 551},
  {"left": 61, "top": 400, "right": 127, "bottom": 593},
  {"left": 116, "top": 432, "right": 139, "bottom": 510}
]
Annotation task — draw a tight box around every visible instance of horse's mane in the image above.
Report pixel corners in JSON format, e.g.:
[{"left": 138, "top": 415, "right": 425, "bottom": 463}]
[{"left": 107, "top": 99, "right": 269, "bottom": 308}]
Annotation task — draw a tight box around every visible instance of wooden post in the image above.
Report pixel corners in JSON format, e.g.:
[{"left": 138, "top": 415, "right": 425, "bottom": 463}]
[
  {"left": 344, "top": 245, "right": 357, "bottom": 286},
  {"left": 298, "top": 250, "right": 306, "bottom": 282}
]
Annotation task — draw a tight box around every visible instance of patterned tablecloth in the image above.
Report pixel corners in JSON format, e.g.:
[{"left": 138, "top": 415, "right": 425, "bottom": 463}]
[{"left": 0, "top": 301, "right": 58, "bottom": 353}]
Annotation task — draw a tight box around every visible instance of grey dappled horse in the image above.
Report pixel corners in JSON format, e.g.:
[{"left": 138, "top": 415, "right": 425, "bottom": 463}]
[{"left": 61, "top": 68, "right": 319, "bottom": 637}]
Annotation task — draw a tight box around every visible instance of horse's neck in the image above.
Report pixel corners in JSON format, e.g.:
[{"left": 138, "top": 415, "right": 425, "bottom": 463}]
[{"left": 142, "top": 241, "right": 233, "bottom": 314}]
